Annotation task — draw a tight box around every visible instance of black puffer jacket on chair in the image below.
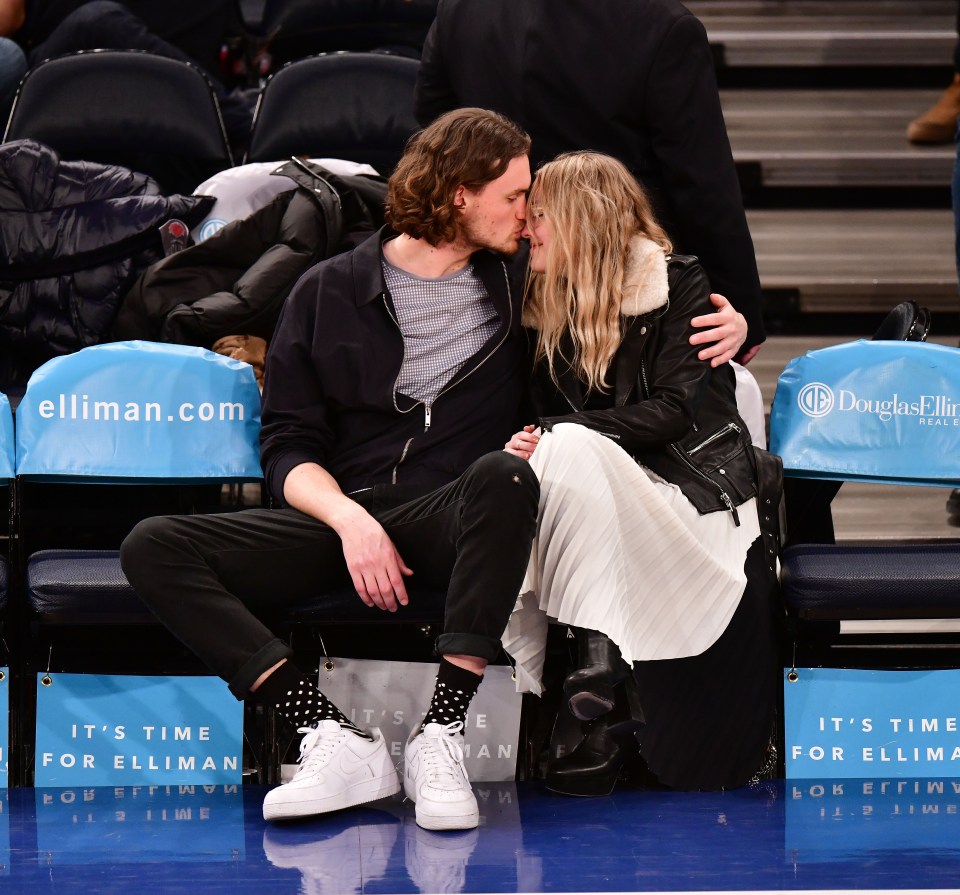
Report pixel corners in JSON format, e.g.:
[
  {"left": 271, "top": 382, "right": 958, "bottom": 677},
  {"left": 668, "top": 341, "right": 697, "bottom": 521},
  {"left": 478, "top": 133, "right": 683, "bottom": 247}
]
[
  {"left": 112, "top": 160, "right": 387, "bottom": 348},
  {"left": 0, "top": 139, "right": 214, "bottom": 387}
]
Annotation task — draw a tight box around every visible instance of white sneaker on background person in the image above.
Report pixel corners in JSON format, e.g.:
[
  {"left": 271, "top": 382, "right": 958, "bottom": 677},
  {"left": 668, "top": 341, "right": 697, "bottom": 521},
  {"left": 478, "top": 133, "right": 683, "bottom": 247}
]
[
  {"left": 263, "top": 720, "right": 401, "bottom": 821},
  {"left": 404, "top": 721, "right": 479, "bottom": 831}
]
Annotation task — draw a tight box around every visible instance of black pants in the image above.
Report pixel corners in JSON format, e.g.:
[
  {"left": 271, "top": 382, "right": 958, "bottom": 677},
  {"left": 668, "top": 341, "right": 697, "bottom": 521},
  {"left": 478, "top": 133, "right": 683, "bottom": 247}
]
[{"left": 121, "top": 451, "right": 540, "bottom": 699}]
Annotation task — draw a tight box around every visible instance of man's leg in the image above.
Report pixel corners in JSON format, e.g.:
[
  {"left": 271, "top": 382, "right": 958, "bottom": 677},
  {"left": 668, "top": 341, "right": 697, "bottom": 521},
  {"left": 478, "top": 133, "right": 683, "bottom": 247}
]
[
  {"left": 374, "top": 451, "right": 540, "bottom": 830},
  {"left": 121, "top": 501, "right": 404, "bottom": 819},
  {"left": 121, "top": 450, "right": 539, "bottom": 829}
]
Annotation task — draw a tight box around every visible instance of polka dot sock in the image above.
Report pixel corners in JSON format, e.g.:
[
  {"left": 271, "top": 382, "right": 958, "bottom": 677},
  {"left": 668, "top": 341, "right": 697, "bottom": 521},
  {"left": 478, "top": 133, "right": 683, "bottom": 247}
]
[
  {"left": 420, "top": 658, "right": 482, "bottom": 731},
  {"left": 253, "top": 661, "right": 369, "bottom": 738}
]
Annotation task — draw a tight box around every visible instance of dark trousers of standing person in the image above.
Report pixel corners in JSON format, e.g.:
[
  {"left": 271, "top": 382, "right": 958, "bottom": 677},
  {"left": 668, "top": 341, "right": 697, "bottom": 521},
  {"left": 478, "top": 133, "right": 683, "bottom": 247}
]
[
  {"left": 27, "top": 1, "right": 252, "bottom": 149},
  {"left": 120, "top": 451, "right": 540, "bottom": 699}
]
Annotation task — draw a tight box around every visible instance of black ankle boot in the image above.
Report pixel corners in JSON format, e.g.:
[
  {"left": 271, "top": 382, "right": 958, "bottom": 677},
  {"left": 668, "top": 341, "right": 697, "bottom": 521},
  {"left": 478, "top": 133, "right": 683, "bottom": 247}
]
[
  {"left": 563, "top": 628, "right": 632, "bottom": 720},
  {"left": 546, "top": 678, "right": 644, "bottom": 797}
]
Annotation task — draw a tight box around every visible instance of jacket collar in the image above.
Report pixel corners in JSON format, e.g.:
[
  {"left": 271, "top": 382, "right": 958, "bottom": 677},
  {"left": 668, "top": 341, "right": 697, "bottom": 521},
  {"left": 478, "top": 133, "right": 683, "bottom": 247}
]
[
  {"left": 614, "top": 237, "right": 670, "bottom": 405},
  {"left": 620, "top": 235, "right": 669, "bottom": 317},
  {"left": 530, "top": 235, "right": 670, "bottom": 411},
  {"left": 351, "top": 226, "right": 513, "bottom": 322},
  {"left": 523, "top": 234, "right": 668, "bottom": 326}
]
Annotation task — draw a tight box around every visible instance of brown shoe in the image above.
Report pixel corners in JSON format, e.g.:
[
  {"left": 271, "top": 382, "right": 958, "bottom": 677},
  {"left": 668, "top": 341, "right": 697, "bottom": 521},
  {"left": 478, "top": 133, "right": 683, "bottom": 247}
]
[{"left": 907, "top": 73, "right": 960, "bottom": 144}]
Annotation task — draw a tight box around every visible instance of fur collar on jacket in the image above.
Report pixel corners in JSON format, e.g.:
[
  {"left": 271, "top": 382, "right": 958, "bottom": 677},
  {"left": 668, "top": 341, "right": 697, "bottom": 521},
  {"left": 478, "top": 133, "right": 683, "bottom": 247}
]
[
  {"left": 522, "top": 234, "right": 668, "bottom": 326},
  {"left": 620, "top": 234, "right": 669, "bottom": 317}
]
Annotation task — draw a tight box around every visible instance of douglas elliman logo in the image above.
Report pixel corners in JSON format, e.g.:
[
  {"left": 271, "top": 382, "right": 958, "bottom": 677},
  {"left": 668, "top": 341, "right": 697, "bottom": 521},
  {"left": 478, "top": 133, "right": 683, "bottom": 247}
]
[
  {"left": 797, "top": 382, "right": 835, "bottom": 418},
  {"left": 797, "top": 382, "right": 960, "bottom": 422}
]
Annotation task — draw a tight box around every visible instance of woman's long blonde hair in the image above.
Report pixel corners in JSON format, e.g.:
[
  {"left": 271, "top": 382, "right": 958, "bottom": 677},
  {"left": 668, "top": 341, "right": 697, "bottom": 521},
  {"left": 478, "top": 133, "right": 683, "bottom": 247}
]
[{"left": 525, "top": 152, "right": 672, "bottom": 392}]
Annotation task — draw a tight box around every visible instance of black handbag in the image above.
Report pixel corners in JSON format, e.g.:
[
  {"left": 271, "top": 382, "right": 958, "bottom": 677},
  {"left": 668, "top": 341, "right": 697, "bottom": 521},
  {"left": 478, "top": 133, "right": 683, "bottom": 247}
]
[{"left": 871, "top": 300, "right": 931, "bottom": 343}]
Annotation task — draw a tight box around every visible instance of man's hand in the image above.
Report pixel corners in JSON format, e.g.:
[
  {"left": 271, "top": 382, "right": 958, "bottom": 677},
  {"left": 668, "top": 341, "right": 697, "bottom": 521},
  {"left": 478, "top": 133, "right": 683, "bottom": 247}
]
[
  {"left": 282, "top": 461, "right": 413, "bottom": 611},
  {"left": 689, "top": 293, "right": 748, "bottom": 367},
  {"left": 338, "top": 509, "right": 413, "bottom": 612},
  {"left": 504, "top": 425, "right": 540, "bottom": 460}
]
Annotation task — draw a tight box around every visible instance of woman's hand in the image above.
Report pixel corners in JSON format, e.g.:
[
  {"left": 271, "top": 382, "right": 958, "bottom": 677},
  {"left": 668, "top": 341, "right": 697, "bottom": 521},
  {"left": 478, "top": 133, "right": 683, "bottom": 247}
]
[
  {"left": 689, "top": 293, "right": 748, "bottom": 367},
  {"left": 504, "top": 425, "right": 540, "bottom": 460}
]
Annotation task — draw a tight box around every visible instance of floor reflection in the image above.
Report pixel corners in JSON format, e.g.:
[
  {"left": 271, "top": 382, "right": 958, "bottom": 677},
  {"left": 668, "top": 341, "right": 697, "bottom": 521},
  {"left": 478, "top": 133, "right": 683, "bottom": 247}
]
[{"left": 0, "top": 778, "right": 959, "bottom": 892}]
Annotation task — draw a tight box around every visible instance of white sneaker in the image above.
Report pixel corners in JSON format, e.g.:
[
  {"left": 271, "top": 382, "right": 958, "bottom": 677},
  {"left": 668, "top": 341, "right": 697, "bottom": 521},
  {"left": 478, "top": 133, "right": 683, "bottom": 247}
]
[
  {"left": 403, "top": 721, "right": 479, "bottom": 831},
  {"left": 263, "top": 720, "right": 401, "bottom": 821}
]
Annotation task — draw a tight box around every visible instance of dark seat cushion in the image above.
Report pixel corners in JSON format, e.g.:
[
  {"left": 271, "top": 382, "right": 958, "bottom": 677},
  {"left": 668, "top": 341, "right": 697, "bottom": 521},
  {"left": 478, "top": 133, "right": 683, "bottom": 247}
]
[
  {"left": 782, "top": 543, "right": 960, "bottom": 619},
  {"left": 27, "top": 549, "right": 149, "bottom": 623}
]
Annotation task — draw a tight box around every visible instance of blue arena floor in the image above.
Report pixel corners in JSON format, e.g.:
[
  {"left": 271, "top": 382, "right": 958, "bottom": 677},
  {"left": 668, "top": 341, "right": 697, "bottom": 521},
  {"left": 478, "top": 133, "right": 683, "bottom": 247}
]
[{"left": 1, "top": 779, "right": 959, "bottom": 894}]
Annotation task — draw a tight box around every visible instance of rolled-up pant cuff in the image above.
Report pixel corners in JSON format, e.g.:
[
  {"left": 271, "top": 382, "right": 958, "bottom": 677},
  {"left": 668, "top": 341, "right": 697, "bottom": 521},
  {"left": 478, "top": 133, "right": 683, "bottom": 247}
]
[
  {"left": 435, "top": 632, "right": 502, "bottom": 663},
  {"left": 228, "top": 638, "right": 294, "bottom": 699}
]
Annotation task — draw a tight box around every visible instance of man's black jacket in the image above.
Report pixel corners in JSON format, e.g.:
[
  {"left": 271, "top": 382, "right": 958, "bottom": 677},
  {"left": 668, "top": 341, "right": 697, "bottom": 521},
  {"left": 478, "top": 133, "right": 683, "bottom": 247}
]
[{"left": 260, "top": 228, "right": 528, "bottom": 501}]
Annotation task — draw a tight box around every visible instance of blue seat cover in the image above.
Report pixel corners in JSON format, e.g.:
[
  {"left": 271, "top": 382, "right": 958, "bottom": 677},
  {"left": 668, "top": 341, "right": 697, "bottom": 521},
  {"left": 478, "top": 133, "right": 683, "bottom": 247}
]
[
  {"left": 16, "top": 341, "right": 262, "bottom": 482},
  {"left": 0, "top": 392, "right": 13, "bottom": 479},
  {"left": 771, "top": 340, "right": 960, "bottom": 486}
]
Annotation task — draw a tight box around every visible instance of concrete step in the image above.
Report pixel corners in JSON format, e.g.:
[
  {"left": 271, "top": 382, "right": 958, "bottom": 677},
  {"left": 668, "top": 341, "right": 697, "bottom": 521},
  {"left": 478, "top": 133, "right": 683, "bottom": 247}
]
[
  {"left": 748, "top": 208, "right": 957, "bottom": 313},
  {"left": 723, "top": 88, "right": 954, "bottom": 187},
  {"left": 686, "top": 0, "right": 955, "bottom": 67}
]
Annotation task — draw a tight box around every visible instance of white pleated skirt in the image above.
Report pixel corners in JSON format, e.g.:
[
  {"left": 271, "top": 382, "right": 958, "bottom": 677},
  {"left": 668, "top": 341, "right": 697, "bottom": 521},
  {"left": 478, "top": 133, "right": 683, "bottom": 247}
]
[{"left": 502, "top": 422, "right": 761, "bottom": 695}]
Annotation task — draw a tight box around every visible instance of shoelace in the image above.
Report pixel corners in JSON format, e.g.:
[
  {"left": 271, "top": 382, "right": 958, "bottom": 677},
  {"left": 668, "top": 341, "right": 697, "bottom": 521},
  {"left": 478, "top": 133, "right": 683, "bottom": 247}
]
[
  {"left": 292, "top": 724, "right": 345, "bottom": 779},
  {"left": 419, "top": 721, "right": 466, "bottom": 788}
]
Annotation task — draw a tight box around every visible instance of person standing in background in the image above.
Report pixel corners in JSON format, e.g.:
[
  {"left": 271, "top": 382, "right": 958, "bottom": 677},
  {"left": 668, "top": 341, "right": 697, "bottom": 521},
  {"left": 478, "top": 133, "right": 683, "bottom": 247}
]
[{"left": 415, "top": 0, "right": 766, "bottom": 364}]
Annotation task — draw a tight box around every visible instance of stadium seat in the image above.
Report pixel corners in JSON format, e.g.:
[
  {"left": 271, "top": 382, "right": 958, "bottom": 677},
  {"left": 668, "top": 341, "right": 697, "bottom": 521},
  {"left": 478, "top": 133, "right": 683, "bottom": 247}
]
[
  {"left": 244, "top": 52, "right": 419, "bottom": 174},
  {"left": 12, "top": 340, "right": 262, "bottom": 783},
  {"left": 770, "top": 340, "right": 960, "bottom": 647},
  {"left": 3, "top": 49, "right": 234, "bottom": 195}
]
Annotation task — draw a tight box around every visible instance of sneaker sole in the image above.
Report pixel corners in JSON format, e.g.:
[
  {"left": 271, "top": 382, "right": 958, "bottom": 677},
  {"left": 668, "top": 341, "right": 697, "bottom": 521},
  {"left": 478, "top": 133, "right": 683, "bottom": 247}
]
[
  {"left": 263, "top": 773, "right": 401, "bottom": 821},
  {"left": 404, "top": 776, "right": 479, "bottom": 830},
  {"left": 413, "top": 804, "right": 480, "bottom": 831}
]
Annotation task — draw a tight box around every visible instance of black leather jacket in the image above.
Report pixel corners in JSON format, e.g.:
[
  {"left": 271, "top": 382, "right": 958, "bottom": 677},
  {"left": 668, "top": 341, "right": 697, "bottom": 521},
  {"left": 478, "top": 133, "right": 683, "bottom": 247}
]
[{"left": 531, "top": 254, "right": 758, "bottom": 524}]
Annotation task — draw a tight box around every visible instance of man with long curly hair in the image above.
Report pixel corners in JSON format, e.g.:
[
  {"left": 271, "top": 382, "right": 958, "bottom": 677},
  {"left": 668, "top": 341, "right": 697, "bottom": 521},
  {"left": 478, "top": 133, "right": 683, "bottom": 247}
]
[{"left": 122, "top": 107, "right": 541, "bottom": 832}]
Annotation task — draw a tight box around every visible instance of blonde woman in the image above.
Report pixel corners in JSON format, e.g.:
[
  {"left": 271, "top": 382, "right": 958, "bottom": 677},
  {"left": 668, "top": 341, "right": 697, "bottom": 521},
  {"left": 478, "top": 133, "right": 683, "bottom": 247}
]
[{"left": 502, "top": 152, "right": 778, "bottom": 795}]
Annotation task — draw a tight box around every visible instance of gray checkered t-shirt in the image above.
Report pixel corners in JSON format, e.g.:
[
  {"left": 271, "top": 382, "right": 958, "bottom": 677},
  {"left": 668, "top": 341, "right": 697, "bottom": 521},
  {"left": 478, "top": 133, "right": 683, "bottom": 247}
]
[{"left": 382, "top": 256, "right": 500, "bottom": 419}]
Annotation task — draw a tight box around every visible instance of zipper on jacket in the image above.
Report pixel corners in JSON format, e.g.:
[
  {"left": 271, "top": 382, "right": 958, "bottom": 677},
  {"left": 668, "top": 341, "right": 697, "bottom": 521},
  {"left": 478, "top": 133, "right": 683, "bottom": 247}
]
[
  {"left": 670, "top": 443, "right": 740, "bottom": 526},
  {"left": 392, "top": 438, "right": 414, "bottom": 484},
  {"left": 383, "top": 261, "right": 514, "bottom": 482},
  {"left": 641, "top": 360, "right": 739, "bottom": 525},
  {"left": 687, "top": 421, "right": 742, "bottom": 456},
  {"left": 639, "top": 359, "right": 651, "bottom": 399}
]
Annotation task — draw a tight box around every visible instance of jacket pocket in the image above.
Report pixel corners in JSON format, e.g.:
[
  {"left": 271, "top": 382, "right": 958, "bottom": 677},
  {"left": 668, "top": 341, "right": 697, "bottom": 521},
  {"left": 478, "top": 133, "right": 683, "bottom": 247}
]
[
  {"left": 687, "top": 421, "right": 743, "bottom": 458},
  {"left": 677, "top": 419, "right": 757, "bottom": 509}
]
